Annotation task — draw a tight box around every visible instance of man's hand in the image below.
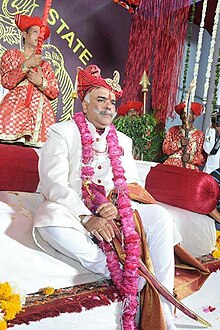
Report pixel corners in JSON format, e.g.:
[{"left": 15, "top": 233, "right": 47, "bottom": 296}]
[
  {"left": 96, "top": 202, "right": 118, "bottom": 221},
  {"left": 181, "top": 137, "right": 189, "bottom": 146},
  {"left": 84, "top": 215, "right": 115, "bottom": 243},
  {"left": 216, "top": 126, "right": 220, "bottom": 135},
  {"left": 25, "top": 53, "right": 42, "bottom": 69},
  {"left": 182, "top": 153, "right": 190, "bottom": 162},
  {"left": 27, "top": 68, "right": 43, "bottom": 87}
]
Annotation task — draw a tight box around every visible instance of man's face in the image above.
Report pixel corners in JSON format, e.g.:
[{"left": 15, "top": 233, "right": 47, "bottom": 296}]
[
  {"left": 82, "top": 87, "right": 116, "bottom": 129},
  {"left": 23, "top": 26, "right": 40, "bottom": 48},
  {"left": 180, "top": 110, "right": 195, "bottom": 124}
]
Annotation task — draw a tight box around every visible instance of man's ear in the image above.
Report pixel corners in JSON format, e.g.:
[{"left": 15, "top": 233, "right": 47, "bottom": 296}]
[
  {"left": 22, "top": 31, "right": 27, "bottom": 40},
  {"left": 82, "top": 101, "right": 88, "bottom": 114}
]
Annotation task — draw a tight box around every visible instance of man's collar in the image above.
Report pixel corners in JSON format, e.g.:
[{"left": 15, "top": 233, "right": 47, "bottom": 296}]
[{"left": 86, "top": 119, "right": 110, "bottom": 137}]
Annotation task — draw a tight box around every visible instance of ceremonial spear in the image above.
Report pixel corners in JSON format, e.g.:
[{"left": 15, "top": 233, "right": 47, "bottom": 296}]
[
  {"left": 25, "top": 0, "right": 53, "bottom": 107},
  {"left": 182, "top": 80, "right": 195, "bottom": 167}
]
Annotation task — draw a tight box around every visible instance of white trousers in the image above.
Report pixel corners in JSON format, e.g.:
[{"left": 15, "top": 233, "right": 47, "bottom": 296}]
[{"left": 37, "top": 204, "right": 181, "bottom": 298}]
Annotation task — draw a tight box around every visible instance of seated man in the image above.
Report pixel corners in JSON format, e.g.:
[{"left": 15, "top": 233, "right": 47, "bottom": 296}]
[
  {"left": 33, "top": 65, "right": 181, "bottom": 330},
  {"left": 162, "top": 102, "right": 205, "bottom": 171}
]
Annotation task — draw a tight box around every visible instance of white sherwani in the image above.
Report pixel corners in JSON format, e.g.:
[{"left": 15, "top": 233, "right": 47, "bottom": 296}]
[
  {"left": 34, "top": 118, "right": 181, "bottom": 321},
  {"left": 34, "top": 119, "right": 140, "bottom": 235}
]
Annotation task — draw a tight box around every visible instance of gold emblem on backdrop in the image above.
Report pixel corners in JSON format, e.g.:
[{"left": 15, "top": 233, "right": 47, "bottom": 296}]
[{"left": 0, "top": 0, "right": 75, "bottom": 121}]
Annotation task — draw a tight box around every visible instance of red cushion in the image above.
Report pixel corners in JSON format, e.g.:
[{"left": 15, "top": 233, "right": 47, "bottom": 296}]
[
  {"left": 145, "top": 164, "right": 219, "bottom": 214},
  {"left": 0, "top": 144, "right": 39, "bottom": 192}
]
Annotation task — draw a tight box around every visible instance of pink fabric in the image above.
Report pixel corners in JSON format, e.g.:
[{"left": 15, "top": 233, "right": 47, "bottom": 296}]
[
  {"left": 145, "top": 164, "right": 219, "bottom": 214},
  {"left": 0, "top": 144, "right": 39, "bottom": 192}
]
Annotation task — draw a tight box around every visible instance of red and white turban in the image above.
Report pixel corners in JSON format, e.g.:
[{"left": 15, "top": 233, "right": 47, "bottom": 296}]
[
  {"left": 77, "top": 65, "right": 123, "bottom": 101},
  {"left": 175, "top": 102, "right": 204, "bottom": 117},
  {"left": 15, "top": 14, "right": 50, "bottom": 40}
]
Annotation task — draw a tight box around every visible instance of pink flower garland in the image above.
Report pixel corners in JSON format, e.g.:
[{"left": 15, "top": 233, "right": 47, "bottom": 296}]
[{"left": 74, "top": 112, "right": 140, "bottom": 330}]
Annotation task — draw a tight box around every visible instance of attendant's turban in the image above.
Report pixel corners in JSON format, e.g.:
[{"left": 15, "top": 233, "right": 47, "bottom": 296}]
[
  {"left": 77, "top": 65, "right": 123, "bottom": 101},
  {"left": 175, "top": 102, "right": 204, "bottom": 117},
  {"left": 15, "top": 14, "right": 50, "bottom": 40},
  {"left": 118, "top": 101, "right": 143, "bottom": 116}
]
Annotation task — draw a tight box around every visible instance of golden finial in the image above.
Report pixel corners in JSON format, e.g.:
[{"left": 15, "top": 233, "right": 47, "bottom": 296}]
[
  {"left": 139, "top": 71, "right": 150, "bottom": 93},
  {"left": 139, "top": 71, "right": 150, "bottom": 114}
]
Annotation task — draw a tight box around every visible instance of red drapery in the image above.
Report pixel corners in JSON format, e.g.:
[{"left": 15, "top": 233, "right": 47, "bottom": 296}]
[{"left": 122, "top": 0, "right": 190, "bottom": 122}]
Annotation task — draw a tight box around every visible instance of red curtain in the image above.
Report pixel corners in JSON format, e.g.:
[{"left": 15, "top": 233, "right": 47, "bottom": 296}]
[{"left": 122, "top": 0, "right": 190, "bottom": 122}]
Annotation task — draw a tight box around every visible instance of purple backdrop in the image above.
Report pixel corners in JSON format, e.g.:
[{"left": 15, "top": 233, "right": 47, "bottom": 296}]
[{"left": 0, "top": 0, "right": 132, "bottom": 119}]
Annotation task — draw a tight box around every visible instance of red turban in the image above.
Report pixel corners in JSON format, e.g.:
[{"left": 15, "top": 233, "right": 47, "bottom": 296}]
[
  {"left": 117, "top": 101, "right": 143, "bottom": 116},
  {"left": 175, "top": 102, "right": 204, "bottom": 117},
  {"left": 15, "top": 14, "right": 50, "bottom": 41},
  {"left": 77, "top": 65, "right": 123, "bottom": 101}
]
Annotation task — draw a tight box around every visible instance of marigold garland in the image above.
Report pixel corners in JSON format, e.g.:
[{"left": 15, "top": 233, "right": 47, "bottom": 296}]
[
  {"left": 74, "top": 112, "right": 140, "bottom": 330},
  {"left": 0, "top": 282, "right": 23, "bottom": 329}
]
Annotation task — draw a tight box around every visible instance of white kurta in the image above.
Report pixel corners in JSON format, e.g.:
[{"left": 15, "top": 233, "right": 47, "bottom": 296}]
[
  {"left": 34, "top": 119, "right": 140, "bottom": 235},
  {"left": 203, "top": 127, "right": 220, "bottom": 174}
]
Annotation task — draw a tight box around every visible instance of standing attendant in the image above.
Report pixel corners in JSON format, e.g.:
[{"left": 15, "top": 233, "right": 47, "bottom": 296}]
[
  {"left": 162, "top": 102, "right": 205, "bottom": 171},
  {"left": 0, "top": 14, "right": 59, "bottom": 147}
]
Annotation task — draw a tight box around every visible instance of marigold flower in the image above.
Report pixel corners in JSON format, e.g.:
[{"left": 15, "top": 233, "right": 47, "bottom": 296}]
[
  {"left": 43, "top": 287, "right": 55, "bottom": 295},
  {"left": 1, "top": 301, "right": 19, "bottom": 321},
  {"left": 0, "top": 283, "right": 12, "bottom": 300},
  {"left": 0, "top": 319, "right": 7, "bottom": 330},
  {"left": 212, "top": 249, "right": 220, "bottom": 259},
  {"left": 0, "top": 282, "right": 23, "bottom": 327}
]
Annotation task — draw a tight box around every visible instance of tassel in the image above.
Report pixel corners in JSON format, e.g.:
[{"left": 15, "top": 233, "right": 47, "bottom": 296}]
[{"left": 8, "top": 283, "right": 121, "bottom": 328}]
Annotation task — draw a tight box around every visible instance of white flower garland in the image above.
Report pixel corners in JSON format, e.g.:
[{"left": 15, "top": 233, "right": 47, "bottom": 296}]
[
  {"left": 191, "top": 0, "right": 208, "bottom": 101},
  {"left": 203, "top": 0, "right": 220, "bottom": 106}
]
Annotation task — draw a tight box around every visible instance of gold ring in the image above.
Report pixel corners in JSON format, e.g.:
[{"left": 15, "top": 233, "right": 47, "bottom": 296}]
[
  {"left": 105, "top": 223, "right": 111, "bottom": 227},
  {"left": 97, "top": 228, "right": 103, "bottom": 232}
]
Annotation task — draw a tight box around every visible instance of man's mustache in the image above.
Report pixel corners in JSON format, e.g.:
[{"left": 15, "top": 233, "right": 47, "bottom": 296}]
[{"left": 93, "top": 107, "right": 116, "bottom": 118}]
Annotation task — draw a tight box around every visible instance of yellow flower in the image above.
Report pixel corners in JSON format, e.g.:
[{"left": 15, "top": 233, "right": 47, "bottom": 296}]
[
  {"left": 216, "top": 230, "right": 220, "bottom": 249},
  {"left": 0, "top": 282, "right": 23, "bottom": 329},
  {"left": 42, "top": 287, "right": 55, "bottom": 296},
  {"left": 0, "top": 300, "right": 21, "bottom": 321},
  {"left": 0, "top": 319, "right": 7, "bottom": 330},
  {"left": 0, "top": 283, "right": 12, "bottom": 300},
  {"left": 8, "top": 294, "right": 21, "bottom": 305},
  {"left": 212, "top": 249, "right": 220, "bottom": 259}
]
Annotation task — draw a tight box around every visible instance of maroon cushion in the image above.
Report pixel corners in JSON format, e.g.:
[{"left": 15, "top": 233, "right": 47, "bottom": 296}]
[
  {"left": 145, "top": 164, "right": 219, "bottom": 214},
  {"left": 0, "top": 144, "right": 39, "bottom": 192}
]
